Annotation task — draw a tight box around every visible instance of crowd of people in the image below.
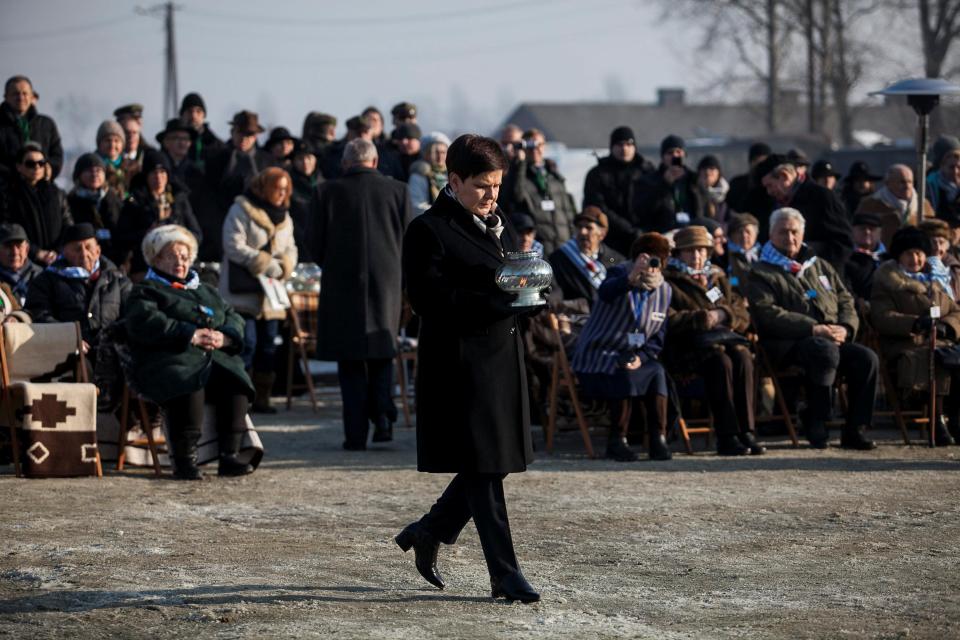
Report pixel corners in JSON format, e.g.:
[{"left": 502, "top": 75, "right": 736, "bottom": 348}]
[{"left": 1, "top": 72, "right": 960, "bottom": 475}]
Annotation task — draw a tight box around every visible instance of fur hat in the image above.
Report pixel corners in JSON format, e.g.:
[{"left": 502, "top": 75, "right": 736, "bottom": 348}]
[
  {"left": 889, "top": 226, "right": 933, "bottom": 261},
  {"left": 96, "top": 120, "right": 125, "bottom": 146},
  {"left": 142, "top": 224, "right": 198, "bottom": 267},
  {"left": 918, "top": 218, "right": 951, "bottom": 242},
  {"left": 630, "top": 232, "right": 671, "bottom": 261},
  {"left": 673, "top": 225, "right": 714, "bottom": 253},
  {"left": 728, "top": 212, "right": 759, "bottom": 235}
]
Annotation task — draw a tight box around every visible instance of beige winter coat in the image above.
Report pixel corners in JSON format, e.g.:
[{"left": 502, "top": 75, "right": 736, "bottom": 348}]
[{"left": 219, "top": 195, "right": 298, "bottom": 320}]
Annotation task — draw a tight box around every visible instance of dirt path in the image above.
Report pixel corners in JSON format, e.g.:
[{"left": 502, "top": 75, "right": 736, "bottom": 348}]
[{"left": 2, "top": 398, "right": 959, "bottom": 639}]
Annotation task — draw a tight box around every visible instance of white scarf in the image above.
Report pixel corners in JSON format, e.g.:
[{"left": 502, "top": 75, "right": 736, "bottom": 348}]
[{"left": 874, "top": 185, "right": 918, "bottom": 223}]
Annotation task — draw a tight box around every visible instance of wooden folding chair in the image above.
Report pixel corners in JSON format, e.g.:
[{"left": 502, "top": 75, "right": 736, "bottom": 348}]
[
  {"left": 115, "top": 384, "right": 165, "bottom": 476},
  {"left": 0, "top": 322, "right": 102, "bottom": 478},
  {"left": 754, "top": 343, "right": 802, "bottom": 448},
  {"left": 673, "top": 380, "right": 715, "bottom": 454},
  {"left": 286, "top": 291, "right": 319, "bottom": 412},
  {"left": 544, "top": 312, "right": 595, "bottom": 458},
  {"left": 395, "top": 333, "right": 417, "bottom": 428}
]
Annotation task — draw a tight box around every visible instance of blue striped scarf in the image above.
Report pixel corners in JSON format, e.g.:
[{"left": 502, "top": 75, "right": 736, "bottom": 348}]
[
  {"left": 759, "top": 241, "right": 817, "bottom": 277},
  {"left": 727, "top": 241, "right": 758, "bottom": 263},
  {"left": 144, "top": 268, "right": 201, "bottom": 290},
  {"left": 667, "top": 256, "right": 713, "bottom": 279},
  {"left": 559, "top": 238, "right": 605, "bottom": 288},
  {"left": 904, "top": 257, "right": 956, "bottom": 301}
]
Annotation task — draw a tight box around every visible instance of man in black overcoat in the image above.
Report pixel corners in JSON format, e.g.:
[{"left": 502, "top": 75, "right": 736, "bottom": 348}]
[
  {"left": 396, "top": 134, "right": 540, "bottom": 603},
  {"left": 312, "top": 139, "right": 413, "bottom": 449}
]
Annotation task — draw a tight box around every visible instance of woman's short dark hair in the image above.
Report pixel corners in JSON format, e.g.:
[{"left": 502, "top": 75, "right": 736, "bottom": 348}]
[
  {"left": 446, "top": 134, "right": 508, "bottom": 180},
  {"left": 15, "top": 142, "right": 43, "bottom": 164}
]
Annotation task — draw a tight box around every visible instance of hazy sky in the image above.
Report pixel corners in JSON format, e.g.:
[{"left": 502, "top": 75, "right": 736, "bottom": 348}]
[{"left": 1, "top": 0, "right": 693, "bottom": 151}]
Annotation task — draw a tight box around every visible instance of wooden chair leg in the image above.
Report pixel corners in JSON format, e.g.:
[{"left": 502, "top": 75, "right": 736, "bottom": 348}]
[
  {"left": 560, "top": 356, "right": 594, "bottom": 458},
  {"left": 545, "top": 354, "right": 561, "bottom": 453},
  {"left": 299, "top": 341, "right": 319, "bottom": 413},
  {"left": 678, "top": 416, "right": 694, "bottom": 455},
  {"left": 94, "top": 448, "right": 103, "bottom": 478},
  {"left": 771, "top": 375, "right": 800, "bottom": 447},
  {"left": 138, "top": 399, "right": 162, "bottom": 477},
  {"left": 285, "top": 333, "right": 296, "bottom": 411},
  {"left": 117, "top": 385, "right": 131, "bottom": 471}
]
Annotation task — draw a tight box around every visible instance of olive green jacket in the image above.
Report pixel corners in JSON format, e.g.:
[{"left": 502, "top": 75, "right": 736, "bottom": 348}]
[
  {"left": 746, "top": 246, "right": 858, "bottom": 365},
  {"left": 122, "top": 278, "right": 253, "bottom": 404}
]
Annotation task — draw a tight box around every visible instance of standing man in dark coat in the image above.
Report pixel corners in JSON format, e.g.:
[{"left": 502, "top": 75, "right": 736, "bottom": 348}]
[
  {"left": 312, "top": 139, "right": 412, "bottom": 449},
  {"left": 179, "top": 92, "right": 224, "bottom": 175},
  {"left": 0, "top": 76, "right": 63, "bottom": 179},
  {"left": 632, "top": 134, "right": 704, "bottom": 233},
  {"left": 396, "top": 134, "right": 540, "bottom": 603},
  {"left": 582, "top": 126, "right": 653, "bottom": 255}
]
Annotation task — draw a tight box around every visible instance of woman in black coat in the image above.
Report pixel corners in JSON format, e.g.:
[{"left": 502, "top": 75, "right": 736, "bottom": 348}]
[
  {"left": 396, "top": 134, "right": 539, "bottom": 603},
  {"left": 116, "top": 149, "right": 201, "bottom": 278},
  {"left": 66, "top": 153, "right": 123, "bottom": 263}
]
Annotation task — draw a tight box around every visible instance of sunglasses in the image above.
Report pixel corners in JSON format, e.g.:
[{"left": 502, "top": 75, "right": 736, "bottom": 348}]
[{"left": 22, "top": 159, "right": 47, "bottom": 169}]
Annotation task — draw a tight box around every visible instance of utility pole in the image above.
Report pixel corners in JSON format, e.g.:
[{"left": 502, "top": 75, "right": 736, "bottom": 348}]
[
  {"left": 767, "top": 0, "right": 778, "bottom": 134},
  {"left": 806, "top": 0, "right": 817, "bottom": 134},
  {"left": 137, "top": 2, "right": 180, "bottom": 122}
]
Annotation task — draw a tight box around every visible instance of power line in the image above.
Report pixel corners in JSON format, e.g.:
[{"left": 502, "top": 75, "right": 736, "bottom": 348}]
[{"left": 0, "top": 15, "right": 138, "bottom": 43}]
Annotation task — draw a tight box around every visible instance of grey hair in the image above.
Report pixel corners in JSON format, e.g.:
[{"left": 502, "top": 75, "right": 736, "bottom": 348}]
[
  {"left": 770, "top": 207, "right": 805, "bottom": 232},
  {"left": 885, "top": 163, "right": 912, "bottom": 181},
  {"left": 342, "top": 138, "right": 378, "bottom": 166}
]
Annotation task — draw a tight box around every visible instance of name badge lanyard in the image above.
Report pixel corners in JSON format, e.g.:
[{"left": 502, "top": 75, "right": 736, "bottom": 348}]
[{"left": 629, "top": 290, "right": 647, "bottom": 344}]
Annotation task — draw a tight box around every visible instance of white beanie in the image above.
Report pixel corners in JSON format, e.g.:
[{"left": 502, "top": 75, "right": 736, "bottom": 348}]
[{"left": 142, "top": 224, "right": 198, "bottom": 267}]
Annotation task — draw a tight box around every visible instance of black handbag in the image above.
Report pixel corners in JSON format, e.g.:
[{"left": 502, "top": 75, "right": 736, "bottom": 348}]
[
  {"left": 228, "top": 239, "right": 272, "bottom": 295},
  {"left": 692, "top": 329, "right": 750, "bottom": 350},
  {"left": 935, "top": 344, "right": 960, "bottom": 369}
]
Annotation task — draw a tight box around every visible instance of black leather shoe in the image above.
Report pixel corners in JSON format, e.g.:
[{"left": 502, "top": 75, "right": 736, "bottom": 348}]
[
  {"left": 805, "top": 419, "right": 829, "bottom": 449},
  {"left": 648, "top": 433, "right": 673, "bottom": 460},
  {"left": 717, "top": 434, "right": 749, "bottom": 456},
  {"left": 606, "top": 435, "right": 638, "bottom": 462},
  {"left": 738, "top": 432, "right": 766, "bottom": 455},
  {"left": 171, "top": 457, "right": 203, "bottom": 480},
  {"left": 371, "top": 422, "right": 393, "bottom": 443},
  {"left": 840, "top": 425, "right": 876, "bottom": 450},
  {"left": 933, "top": 418, "right": 956, "bottom": 447},
  {"left": 395, "top": 522, "right": 444, "bottom": 590},
  {"left": 491, "top": 572, "right": 540, "bottom": 603},
  {"left": 218, "top": 454, "right": 254, "bottom": 476},
  {"left": 343, "top": 441, "right": 366, "bottom": 451}
]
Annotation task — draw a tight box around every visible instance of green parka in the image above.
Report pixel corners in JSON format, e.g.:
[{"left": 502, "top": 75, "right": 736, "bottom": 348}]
[{"left": 122, "top": 278, "right": 253, "bottom": 404}]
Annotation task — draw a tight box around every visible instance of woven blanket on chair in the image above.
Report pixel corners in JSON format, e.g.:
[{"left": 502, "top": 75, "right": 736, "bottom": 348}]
[{"left": 11, "top": 382, "right": 98, "bottom": 477}]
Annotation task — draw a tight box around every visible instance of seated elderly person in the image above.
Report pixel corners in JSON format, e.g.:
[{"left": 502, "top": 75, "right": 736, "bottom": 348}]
[
  {"left": 855, "top": 163, "right": 934, "bottom": 247},
  {"left": 844, "top": 212, "right": 885, "bottom": 301},
  {"left": 664, "top": 225, "right": 763, "bottom": 456},
  {"left": 123, "top": 225, "right": 255, "bottom": 479},
  {"left": 715, "top": 213, "right": 759, "bottom": 293},
  {"left": 547, "top": 206, "right": 625, "bottom": 309},
  {"left": 571, "top": 233, "right": 673, "bottom": 461},
  {"left": 25, "top": 223, "right": 131, "bottom": 366},
  {"left": 871, "top": 226, "right": 960, "bottom": 445},
  {"left": 746, "top": 207, "right": 878, "bottom": 450},
  {"left": 0, "top": 222, "right": 41, "bottom": 307}
]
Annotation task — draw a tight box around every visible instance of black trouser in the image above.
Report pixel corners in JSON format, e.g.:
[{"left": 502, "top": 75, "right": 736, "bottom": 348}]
[
  {"left": 337, "top": 359, "right": 395, "bottom": 447},
  {"left": 163, "top": 366, "right": 250, "bottom": 453},
  {"left": 417, "top": 473, "right": 520, "bottom": 581},
  {"left": 701, "top": 345, "right": 755, "bottom": 437},
  {"left": 784, "top": 337, "right": 878, "bottom": 428},
  {"left": 608, "top": 393, "right": 668, "bottom": 438}
]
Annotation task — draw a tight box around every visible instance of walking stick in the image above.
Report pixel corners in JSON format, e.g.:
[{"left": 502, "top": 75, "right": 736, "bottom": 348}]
[{"left": 930, "top": 305, "right": 939, "bottom": 448}]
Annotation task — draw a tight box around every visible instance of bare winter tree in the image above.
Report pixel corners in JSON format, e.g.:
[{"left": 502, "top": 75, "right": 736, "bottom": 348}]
[{"left": 918, "top": 0, "right": 960, "bottom": 78}]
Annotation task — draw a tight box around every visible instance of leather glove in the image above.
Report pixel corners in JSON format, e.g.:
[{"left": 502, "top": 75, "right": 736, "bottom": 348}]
[
  {"left": 936, "top": 323, "right": 950, "bottom": 340},
  {"left": 913, "top": 316, "right": 934, "bottom": 335},
  {"left": 264, "top": 260, "right": 283, "bottom": 279}
]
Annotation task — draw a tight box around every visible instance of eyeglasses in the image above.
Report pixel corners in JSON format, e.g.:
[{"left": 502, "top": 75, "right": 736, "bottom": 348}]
[{"left": 22, "top": 159, "right": 47, "bottom": 169}]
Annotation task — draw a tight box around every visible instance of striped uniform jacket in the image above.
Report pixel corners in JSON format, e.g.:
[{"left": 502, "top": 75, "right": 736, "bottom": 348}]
[{"left": 571, "top": 263, "right": 672, "bottom": 376}]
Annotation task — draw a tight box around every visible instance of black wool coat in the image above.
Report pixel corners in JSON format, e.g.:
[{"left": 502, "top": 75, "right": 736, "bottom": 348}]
[
  {"left": 312, "top": 166, "right": 412, "bottom": 361},
  {"left": 290, "top": 169, "right": 321, "bottom": 263},
  {"left": 66, "top": 189, "right": 124, "bottom": 262},
  {"left": 25, "top": 257, "right": 132, "bottom": 345},
  {"left": 0, "top": 104, "right": 64, "bottom": 179},
  {"left": 582, "top": 155, "right": 653, "bottom": 255},
  {"left": 116, "top": 184, "right": 202, "bottom": 274},
  {"left": 787, "top": 180, "right": 853, "bottom": 273},
  {"left": 403, "top": 189, "right": 534, "bottom": 474},
  {"left": 0, "top": 175, "right": 72, "bottom": 260},
  {"left": 632, "top": 164, "right": 705, "bottom": 233}
]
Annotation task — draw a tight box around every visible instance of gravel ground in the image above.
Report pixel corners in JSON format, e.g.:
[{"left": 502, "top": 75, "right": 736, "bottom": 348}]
[{"left": 1, "top": 394, "right": 959, "bottom": 639}]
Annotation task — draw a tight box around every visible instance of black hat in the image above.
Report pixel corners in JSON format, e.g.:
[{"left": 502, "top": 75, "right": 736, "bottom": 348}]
[
  {"left": 304, "top": 111, "right": 337, "bottom": 130},
  {"left": 229, "top": 110, "right": 265, "bottom": 134},
  {"left": 62, "top": 223, "right": 97, "bottom": 246},
  {"left": 852, "top": 211, "right": 882, "bottom": 228},
  {"left": 346, "top": 115, "right": 371, "bottom": 133},
  {"left": 291, "top": 139, "right": 315, "bottom": 157},
  {"left": 786, "top": 148, "right": 810, "bottom": 167},
  {"left": 72, "top": 153, "right": 105, "bottom": 182},
  {"left": 0, "top": 223, "right": 28, "bottom": 244},
  {"left": 141, "top": 148, "right": 171, "bottom": 175},
  {"left": 889, "top": 226, "right": 932, "bottom": 261},
  {"left": 265, "top": 127, "right": 296, "bottom": 149},
  {"left": 846, "top": 160, "right": 882, "bottom": 182},
  {"left": 510, "top": 212, "right": 536, "bottom": 232},
  {"left": 113, "top": 103, "right": 143, "bottom": 120},
  {"left": 811, "top": 160, "right": 841, "bottom": 180},
  {"left": 392, "top": 123, "right": 422, "bottom": 141},
  {"left": 697, "top": 155, "right": 721, "bottom": 172},
  {"left": 748, "top": 142, "right": 772, "bottom": 162},
  {"left": 155, "top": 118, "right": 197, "bottom": 145},
  {"left": 660, "top": 134, "right": 685, "bottom": 155},
  {"left": 609, "top": 126, "right": 635, "bottom": 146},
  {"left": 391, "top": 102, "right": 417, "bottom": 119},
  {"left": 754, "top": 153, "right": 792, "bottom": 179},
  {"left": 180, "top": 92, "right": 206, "bottom": 114}
]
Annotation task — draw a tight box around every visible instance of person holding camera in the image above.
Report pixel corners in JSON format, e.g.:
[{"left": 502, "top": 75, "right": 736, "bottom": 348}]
[
  {"left": 571, "top": 232, "right": 674, "bottom": 461},
  {"left": 501, "top": 128, "right": 576, "bottom": 256},
  {"left": 632, "top": 134, "right": 704, "bottom": 233}
]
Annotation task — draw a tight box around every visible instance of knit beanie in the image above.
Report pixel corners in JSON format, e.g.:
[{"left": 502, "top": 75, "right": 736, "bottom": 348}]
[
  {"left": 179, "top": 92, "right": 206, "bottom": 114},
  {"left": 609, "top": 126, "right": 635, "bottom": 147},
  {"left": 931, "top": 135, "right": 960, "bottom": 170},
  {"left": 660, "top": 134, "right": 685, "bottom": 156},
  {"left": 72, "top": 153, "right": 105, "bottom": 182},
  {"left": 96, "top": 120, "right": 126, "bottom": 147}
]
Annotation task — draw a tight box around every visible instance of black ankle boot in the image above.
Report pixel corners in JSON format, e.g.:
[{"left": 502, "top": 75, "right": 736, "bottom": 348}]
[
  {"left": 717, "top": 434, "right": 749, "bottom": 456},
  {"left": 804, "top": 418, "right": 829, "bottom": 449},
  {"left": 648, "top": 433, "right": 672, "bottom": 460},
  {"left": 218, "top": 431, "right": 254, "bottom": 476},
  {"left": 738, "top": 431, "right": 766, "bottom": 455},
  {"left": 933, "top": 417, "right": 956, "bottom": 447},
  {"left": 371, "top": 418, "right": 393, "bottom": 443},
  {"left": 606, "top": 432, "right": 638, "bottom": 462},
  {"left": 491, "top": 572, "right": 540, "bottom": 603},
  {"left": 840, "top": 425, "right": 877, "bottom": 450},
  {"left": 395, "top": 522, "right": 444, "bottom": 590},
  {"left": 170, "top": 427, "right": 202, "bottom": 480}
]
